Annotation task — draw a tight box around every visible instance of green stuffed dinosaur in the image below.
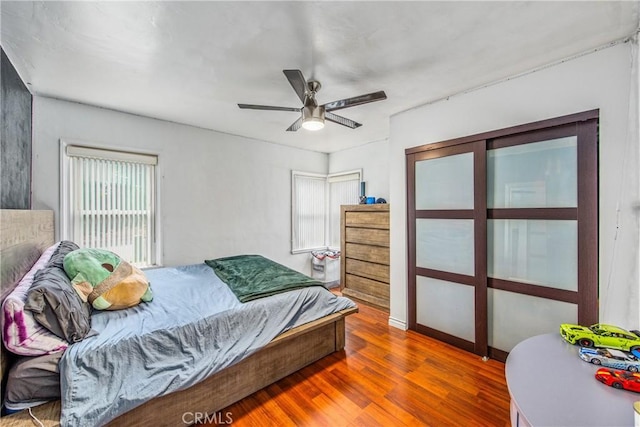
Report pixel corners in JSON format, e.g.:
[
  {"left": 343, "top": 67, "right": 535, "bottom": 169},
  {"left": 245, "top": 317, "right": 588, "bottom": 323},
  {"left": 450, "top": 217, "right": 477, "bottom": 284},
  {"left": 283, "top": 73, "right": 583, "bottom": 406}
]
[{"left": 63, "top": 248, "right": 153, "bottom": 310}]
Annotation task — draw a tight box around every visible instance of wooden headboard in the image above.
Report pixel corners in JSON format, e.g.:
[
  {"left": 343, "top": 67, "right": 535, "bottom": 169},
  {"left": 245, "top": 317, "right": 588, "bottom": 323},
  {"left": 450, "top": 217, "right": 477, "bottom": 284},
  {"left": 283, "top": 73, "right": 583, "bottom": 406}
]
[
  {"left": 0, "top": 209, "right": 54, "bottom": 251},
  {"left": 0, "top": 209, "right": 55, "bottom": 391},
  {"left": 0, "top": 209, "right": 54, "bottom": 297}
]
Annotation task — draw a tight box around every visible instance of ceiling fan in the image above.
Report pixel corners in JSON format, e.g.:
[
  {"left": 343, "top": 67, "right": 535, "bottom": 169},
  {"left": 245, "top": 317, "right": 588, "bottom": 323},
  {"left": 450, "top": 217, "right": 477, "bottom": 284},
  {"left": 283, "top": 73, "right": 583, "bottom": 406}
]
[{"left": 238, "top": 69, "right": 387, "bottom": 132}]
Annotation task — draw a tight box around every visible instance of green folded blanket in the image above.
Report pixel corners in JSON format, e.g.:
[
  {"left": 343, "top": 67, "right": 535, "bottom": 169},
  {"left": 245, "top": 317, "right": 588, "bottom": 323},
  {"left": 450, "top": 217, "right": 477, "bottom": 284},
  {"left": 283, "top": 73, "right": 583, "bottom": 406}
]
[{"left": 205, "top": 254, "right": 324, "bottom": 303}]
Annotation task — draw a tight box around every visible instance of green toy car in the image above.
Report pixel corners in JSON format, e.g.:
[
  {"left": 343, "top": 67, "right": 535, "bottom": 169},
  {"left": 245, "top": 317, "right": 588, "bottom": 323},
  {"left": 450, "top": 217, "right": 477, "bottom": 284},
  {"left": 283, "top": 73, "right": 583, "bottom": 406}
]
[{"left": 560, "top": 323, "right": 640, "bottom": 352}]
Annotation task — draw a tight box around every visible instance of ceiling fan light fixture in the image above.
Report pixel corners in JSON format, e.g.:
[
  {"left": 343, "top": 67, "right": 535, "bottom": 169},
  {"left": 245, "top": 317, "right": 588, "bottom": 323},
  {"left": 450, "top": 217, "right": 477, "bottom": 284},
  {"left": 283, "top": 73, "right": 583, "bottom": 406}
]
[
  {"left": 238, "top": 69, "right": 386, "bottom": 132},
  {"left": 302, "top": 117, "right": 324, "bottom": 131},
  {"left": 302, "top": 105, "right": 325, "bottom": 131}
]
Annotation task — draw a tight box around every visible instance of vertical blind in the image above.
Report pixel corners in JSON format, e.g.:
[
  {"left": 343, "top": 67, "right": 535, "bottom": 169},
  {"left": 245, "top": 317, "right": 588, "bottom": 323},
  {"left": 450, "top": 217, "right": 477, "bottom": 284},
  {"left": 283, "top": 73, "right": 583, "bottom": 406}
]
[
  {"left": 292, "top": 173, "right": 326, "bottom": 252},
  {"left": 66, "top": 145, "right": 157, "bottom": 267},
  {"left": 292, "top": 170, "right": 361, "bottom": 252},
  {"left": 328, "top": 172, "right": 361, "bottom": 248}
]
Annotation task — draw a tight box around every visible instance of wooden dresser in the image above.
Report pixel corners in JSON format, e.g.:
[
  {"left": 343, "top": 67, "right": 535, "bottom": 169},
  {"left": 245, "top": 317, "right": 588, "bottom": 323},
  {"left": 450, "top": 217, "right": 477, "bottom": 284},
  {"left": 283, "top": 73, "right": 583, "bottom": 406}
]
[{"left": 340, "top": 204, "right": 390, "bottom": 310}]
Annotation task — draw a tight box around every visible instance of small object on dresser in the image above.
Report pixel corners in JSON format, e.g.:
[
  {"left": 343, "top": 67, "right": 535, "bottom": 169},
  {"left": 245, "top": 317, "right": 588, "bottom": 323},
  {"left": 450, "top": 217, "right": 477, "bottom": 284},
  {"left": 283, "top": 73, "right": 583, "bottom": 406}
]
[{"left": 366, "top": 196, "right": 375, "bottom": 204}]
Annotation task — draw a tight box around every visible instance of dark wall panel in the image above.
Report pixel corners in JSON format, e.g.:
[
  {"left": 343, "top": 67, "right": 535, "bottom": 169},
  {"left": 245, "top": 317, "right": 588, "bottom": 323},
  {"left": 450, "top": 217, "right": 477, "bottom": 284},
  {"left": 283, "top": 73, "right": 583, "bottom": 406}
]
[{"left": 1, "top": 47, "right": 32, "bottom": 209}]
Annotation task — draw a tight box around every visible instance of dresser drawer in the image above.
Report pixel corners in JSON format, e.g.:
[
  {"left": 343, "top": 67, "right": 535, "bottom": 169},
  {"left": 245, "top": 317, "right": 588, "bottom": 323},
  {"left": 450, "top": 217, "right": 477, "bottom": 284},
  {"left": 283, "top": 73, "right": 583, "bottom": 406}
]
[
  {"left": 344, "top": 274, "right": 389, "bottom": 300},
  {"left": 345, "top": 242, "right": 389, "bottom": 265},
  {"left": 345, "top": 227, "right": 389, "bottom": 247},
  {"left": 345, "top": 258, "right": 389, "bottom": 283},
  {"left": 345, "top": 211, "right": 389, "bottom": 229}
]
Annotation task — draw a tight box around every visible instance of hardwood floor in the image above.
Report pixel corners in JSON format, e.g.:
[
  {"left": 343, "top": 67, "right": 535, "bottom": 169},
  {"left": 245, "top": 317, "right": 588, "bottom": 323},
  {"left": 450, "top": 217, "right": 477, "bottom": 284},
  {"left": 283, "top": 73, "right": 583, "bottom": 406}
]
[{"left": 208, "top": 302, "right": 511, "bottom": 426}]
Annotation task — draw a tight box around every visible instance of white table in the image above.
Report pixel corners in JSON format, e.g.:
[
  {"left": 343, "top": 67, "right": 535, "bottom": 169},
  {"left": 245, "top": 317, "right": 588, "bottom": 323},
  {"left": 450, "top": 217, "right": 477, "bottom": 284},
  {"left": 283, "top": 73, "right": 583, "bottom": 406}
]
[{"left": 506, "top": 333, "right": 639, "bottom": 426}]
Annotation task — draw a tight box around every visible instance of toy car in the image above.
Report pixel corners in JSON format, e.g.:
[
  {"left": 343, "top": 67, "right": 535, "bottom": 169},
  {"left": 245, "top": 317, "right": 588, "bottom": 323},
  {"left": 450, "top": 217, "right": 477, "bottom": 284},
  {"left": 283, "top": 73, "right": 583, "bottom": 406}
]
[
  {"left": 595, "top": 368, "right": 640, "bottom": 392},
  {"left": 559, "top": 323, "right": 640, "bottom": 352},
  {"left": 579, "top": 347, "right": 640, "bottom": 372}
]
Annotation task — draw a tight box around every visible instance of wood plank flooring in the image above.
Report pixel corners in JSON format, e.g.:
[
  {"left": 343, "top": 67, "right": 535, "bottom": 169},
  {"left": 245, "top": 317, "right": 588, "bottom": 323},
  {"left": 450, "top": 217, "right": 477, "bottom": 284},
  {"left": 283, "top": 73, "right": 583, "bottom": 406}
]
[{"left": 208, "top": 301, "right": 511, "bottom": 426}]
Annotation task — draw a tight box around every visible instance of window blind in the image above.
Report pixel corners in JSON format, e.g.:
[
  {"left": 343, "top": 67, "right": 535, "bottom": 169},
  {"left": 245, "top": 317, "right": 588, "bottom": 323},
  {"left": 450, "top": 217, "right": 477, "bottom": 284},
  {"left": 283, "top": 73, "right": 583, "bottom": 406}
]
[
  {"left": 292, "top": 173, "right": 326, "bottom": 252},
  {"left": 328, "top": 177, "right": 361, "bottom": 248},
  {"left": 292, "top": 170, "right": 361, "bottom": 252},
  {"left": 66, "top": 146, "right": 157, "bottom": 267}
]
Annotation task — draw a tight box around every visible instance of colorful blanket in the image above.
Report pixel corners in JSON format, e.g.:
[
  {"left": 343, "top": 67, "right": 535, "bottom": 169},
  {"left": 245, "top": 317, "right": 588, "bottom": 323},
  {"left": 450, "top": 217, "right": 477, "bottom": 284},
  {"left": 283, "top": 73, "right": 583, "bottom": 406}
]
[{"left": 205, "top": 254, "right": 323, "bottom": 302}]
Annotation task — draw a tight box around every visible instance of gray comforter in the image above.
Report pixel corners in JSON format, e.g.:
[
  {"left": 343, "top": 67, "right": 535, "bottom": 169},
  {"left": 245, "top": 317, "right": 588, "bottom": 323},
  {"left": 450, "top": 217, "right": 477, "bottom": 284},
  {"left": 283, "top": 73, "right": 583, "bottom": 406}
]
[{"left": 59, "top": 263, "right": 355, "bottom": 426}]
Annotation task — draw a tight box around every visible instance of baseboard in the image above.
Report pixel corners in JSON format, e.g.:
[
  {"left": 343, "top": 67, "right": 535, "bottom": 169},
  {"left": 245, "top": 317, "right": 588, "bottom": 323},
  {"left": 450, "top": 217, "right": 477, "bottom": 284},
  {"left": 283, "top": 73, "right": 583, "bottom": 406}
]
[{"left": 388, "top": 316, "right": 407, "bottom": 330}]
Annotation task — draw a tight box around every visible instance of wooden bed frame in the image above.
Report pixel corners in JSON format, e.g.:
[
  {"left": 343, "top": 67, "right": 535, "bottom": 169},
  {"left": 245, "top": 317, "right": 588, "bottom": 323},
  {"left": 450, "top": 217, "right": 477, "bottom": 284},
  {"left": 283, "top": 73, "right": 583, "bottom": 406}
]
[{"left": 0, "top": 209, "right": 357, "bottom": 426}]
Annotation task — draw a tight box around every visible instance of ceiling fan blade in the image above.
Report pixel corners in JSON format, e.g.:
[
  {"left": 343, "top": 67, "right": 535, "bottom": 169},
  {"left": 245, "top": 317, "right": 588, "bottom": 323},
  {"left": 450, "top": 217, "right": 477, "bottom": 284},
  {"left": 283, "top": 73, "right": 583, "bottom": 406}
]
[
  {"left": 238, "top": 104, "right": 300, "bottom": 112},
  {"left": 286, "top": 116, "right": 303, "bottom": 132},
  {"left": 325, "top": 112, "right": 362, "bottom": 129},
  {"left": 283, "top": 69, "right": 308, "bottom": 103},
  {"left": 323, "top": 91, "right": 387, "bottom": 112}
]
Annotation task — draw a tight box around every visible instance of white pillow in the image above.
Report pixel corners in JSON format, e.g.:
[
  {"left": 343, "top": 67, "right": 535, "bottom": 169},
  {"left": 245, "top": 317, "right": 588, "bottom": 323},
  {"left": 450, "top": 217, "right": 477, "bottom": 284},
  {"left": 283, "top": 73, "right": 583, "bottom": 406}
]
[{"left": 1, "top": 242, "right": 69, "bottom": 355}]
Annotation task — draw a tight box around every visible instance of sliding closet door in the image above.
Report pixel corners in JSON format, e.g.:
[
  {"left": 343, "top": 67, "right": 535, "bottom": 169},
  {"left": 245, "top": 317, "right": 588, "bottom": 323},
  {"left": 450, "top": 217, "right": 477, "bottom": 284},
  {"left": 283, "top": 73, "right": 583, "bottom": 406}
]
[
  {"left": 408, "top": 141, "right": 487, "bottom": 355},
  {"left": 407, "top": 110, "right": 598, "bottom": 360},
  {"left": 486, "top": 121, "right": 597, "bottom": 359}
]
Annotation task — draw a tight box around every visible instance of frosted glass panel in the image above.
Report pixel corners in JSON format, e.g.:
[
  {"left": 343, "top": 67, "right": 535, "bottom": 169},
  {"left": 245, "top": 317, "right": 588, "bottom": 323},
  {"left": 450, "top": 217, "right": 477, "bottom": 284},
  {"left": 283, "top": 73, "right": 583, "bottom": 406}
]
[
  {"left": 488, "top": 220, "right": 577, "bottom": 290},
  {"left": 487, "top": 137, "right": 577, "bottom": 208},
  {"left": 417, "top": 276, "right": 475, "bottom": 342},
  {"left": 415, "top": 153, "right": 474, "bottom": 210},
  {"left": 489, "top": 288, "right": 577, "bottom": 352},
  {"left": 416, "top": 219, "right": 474, "bottom": 275}
]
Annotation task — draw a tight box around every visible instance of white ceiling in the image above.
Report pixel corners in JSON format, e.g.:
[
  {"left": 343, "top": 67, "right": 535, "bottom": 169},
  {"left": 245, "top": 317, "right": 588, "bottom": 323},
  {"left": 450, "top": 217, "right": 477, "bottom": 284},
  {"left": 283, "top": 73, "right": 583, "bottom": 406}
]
[{"left": 2, "top": 1, "right": 638, "bottom": 153}]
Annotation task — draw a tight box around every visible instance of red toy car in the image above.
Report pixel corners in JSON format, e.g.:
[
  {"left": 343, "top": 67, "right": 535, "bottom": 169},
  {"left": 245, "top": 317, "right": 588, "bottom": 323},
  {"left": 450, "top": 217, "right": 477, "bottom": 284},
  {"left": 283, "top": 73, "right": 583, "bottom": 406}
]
[{"left": 595, "top": 368, "right": 640, "bottom": 392}]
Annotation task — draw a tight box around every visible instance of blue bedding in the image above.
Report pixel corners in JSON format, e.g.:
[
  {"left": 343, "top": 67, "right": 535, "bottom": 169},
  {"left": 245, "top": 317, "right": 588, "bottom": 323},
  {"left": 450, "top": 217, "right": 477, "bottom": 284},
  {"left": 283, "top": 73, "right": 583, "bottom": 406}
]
[{"left": 59, "top": 263, "right": 356, "bottom": 426}]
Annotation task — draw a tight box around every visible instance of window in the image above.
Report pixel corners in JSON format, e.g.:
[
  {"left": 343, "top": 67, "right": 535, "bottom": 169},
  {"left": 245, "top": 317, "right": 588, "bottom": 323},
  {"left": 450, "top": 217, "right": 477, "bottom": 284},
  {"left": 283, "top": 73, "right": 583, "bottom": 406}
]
[
  {"left": 61, "top": 143, "right": 159, "bottom": 267},
  {"left": 327, "top": 171, "right": 362, "bottom": 248},
  {"left": 291, "top": 170, "right": 361, "bottom": 253},
  {"left": 291, "top": 172, "right": 326, "bottom": 253}
]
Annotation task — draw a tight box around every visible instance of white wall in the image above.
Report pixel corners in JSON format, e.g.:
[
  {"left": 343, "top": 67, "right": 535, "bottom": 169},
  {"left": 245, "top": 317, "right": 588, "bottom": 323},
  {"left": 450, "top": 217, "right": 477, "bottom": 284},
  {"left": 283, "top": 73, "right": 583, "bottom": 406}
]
[
  {"left": 31, "top": 96, "right": 328, "bottom": 273},
  {"left": 389, "top": 41, "right": 640, "bottom": 330},
  {"left": 329, "top": 139, "right": 390, "bottom": 202}
]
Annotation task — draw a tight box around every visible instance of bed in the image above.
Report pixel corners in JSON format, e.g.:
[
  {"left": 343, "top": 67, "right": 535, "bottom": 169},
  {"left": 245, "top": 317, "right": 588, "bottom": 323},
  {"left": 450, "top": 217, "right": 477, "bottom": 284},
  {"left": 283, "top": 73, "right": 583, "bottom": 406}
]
[{"left": 0, "top": 209, "right": 357, "bottom": 426}]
